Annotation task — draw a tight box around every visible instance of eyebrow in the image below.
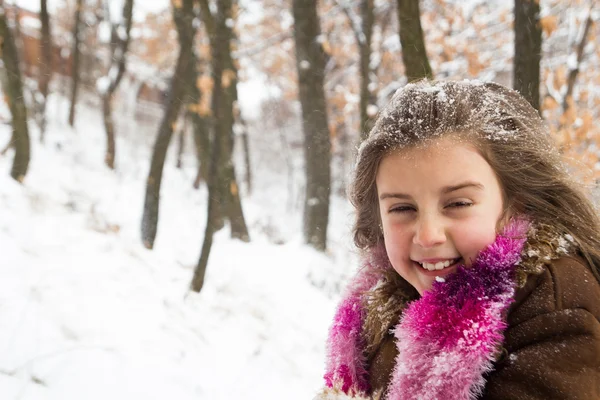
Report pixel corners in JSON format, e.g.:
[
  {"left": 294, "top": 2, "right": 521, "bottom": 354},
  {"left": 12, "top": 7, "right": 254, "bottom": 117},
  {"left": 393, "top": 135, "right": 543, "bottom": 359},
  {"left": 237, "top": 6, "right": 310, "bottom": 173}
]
[
  {"left": 441, "top": 181, "right": 484, "bottom": 194},
  {"left": 379, "top": 181, "right": 484, "bottom": 200}
]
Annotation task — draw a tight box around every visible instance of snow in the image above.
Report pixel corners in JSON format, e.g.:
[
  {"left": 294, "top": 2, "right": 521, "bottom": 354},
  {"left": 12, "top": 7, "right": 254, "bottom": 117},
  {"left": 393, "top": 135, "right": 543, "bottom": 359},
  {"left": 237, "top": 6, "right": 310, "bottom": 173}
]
[
  {"left": 14, "top": 0, "right": 163, "bottom": 23},
  {"left": 367, "top": 104, "right": 378, "bottom": 117},
  {"left": 0, "top": 90, "right": 354, "bottom": 399},
  {"left": 116, "top": 26, "right": 128, "bottom": 42},
  {"left": 567, "top": 53, "right": 578, "bottom": 70},
  {"left": 20, "top": 16, "right": 41, "bottom": 30},
  {"left": 96, "top": 76, "right": 110, "bottom": 94},
  {"left": 98, "top": 21, "right": 112, "bottom": 44},
  {"left": 236, "top": 67, "right": 280, "bottom": 120}
]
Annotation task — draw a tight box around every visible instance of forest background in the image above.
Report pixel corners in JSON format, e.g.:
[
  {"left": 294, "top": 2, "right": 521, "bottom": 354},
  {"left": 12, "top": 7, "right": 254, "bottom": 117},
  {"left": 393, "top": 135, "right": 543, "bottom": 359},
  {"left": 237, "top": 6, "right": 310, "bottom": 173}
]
[{"left": 0, "top": 0, "right": 598, "bottom": 399}]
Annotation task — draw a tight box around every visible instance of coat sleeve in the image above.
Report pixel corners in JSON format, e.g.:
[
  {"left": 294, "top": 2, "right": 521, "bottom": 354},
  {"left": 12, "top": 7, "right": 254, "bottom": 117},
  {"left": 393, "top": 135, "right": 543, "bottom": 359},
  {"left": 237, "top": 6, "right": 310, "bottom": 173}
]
[{"left": 482, "top": 257, "right": 600, "bottom": 400}]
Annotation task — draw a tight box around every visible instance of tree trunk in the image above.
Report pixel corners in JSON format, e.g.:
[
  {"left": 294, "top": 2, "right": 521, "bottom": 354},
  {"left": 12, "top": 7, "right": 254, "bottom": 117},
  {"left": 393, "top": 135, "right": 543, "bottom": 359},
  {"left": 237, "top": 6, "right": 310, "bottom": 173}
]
[
  {"left": 12, "top": 4, "right": 22, "bottom": 56},
  {"left": 185, "top": 55, "right": 211, "bottom": 189},
  {"left": 359, "top": 0, "right": 375, "bottom": 140},
  {"left": 176, "top": 114, "right": 186, "bottom": 169},
  {"left": 0, "top": 10, "right": 30, "bottom": 182},
  {"left": 219, "top": 6, "right": 249, "bottom": 241},
  {"left": 38, "top": 0, "right": 52, "bottom": 141},
  {"left": 198, "top": 0, "right": 250, "bottom": 241},
  {"left": 513, "top": 0, "right": 541, "bottom": 112},
  {"left": 141, "top": 0, "right": 196, "bottom": 249},
  {"left": 292, "top": 0, "right": 332, "bottom": 251},
  {"left": 397, "top": 0, "right": 433, "bottom": 82},
  {"left": 68, "top": 0, "right": 83, "bottom": 127},
  {"left": 563, "top": 9, "right": 593, "bottom": 113},
  {"left": 101, "top": 0, "right": 134, "bottom": 169},
  {"left": 190, "top": 110, "right": 210, "bottom": 188},
  {"left": 239, "top": 117, "right": 252, "bottom": 194},
  {"left": 191, "top": 0, "right": 229, "bottom": 293},
  {"left": 102, "top": 95, "right": 116, "bottom": 167}
]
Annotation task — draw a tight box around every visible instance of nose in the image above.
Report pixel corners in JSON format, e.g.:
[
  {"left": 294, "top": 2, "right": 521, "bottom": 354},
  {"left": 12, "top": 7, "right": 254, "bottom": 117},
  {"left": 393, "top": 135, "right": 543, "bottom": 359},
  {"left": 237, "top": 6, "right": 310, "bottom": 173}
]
[{"left": 413, "top": 214, "right": 446, "bottom": 248}]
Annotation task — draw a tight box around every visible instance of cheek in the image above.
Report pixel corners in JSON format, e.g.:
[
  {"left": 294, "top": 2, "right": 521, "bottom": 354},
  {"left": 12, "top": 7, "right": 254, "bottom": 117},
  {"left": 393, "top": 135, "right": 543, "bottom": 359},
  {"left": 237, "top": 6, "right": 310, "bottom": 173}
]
[
  {"left": 383, "top": 228, "right": 411, "bottom": 265},
  {"left": 453, "top": 217, "right": 499, "bottom": 264}
]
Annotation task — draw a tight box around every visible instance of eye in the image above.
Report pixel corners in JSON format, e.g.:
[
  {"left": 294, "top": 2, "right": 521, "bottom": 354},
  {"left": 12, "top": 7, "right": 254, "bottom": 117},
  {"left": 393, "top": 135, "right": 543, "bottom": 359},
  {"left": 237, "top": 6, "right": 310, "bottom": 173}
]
[
  {"left": 389, "top": 205, "right": 417, "bottom": 214},
  {"left": 446, "top": 200, "right": 473, "bottom": 209}
]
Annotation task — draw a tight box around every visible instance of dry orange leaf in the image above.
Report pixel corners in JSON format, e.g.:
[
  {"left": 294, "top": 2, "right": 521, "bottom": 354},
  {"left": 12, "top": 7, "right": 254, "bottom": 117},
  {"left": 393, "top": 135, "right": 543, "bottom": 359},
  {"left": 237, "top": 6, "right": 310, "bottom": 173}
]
[
  {"left": 553, "top": 66, "right": 567, "bottom": 89},
  {"left": 542, "top": 96, "right": 559, "bottom": 111},
  {"left": 574, "top": 111, "right": 593, "bottom": 140},
  {"left": 199, "top": 97, "right": 212, "bottom": 116},
  {"left": 222, "top": 69, "right": 236, "bottom": 88},
  {"left": 321, "top": 40, "right": 332, "bottom": 55},
  {"left": 197, "top": 74, "right": 213, "bottom": 92},
  {"left": 540, "top": 15, "right": 558, "bottom": 37}
]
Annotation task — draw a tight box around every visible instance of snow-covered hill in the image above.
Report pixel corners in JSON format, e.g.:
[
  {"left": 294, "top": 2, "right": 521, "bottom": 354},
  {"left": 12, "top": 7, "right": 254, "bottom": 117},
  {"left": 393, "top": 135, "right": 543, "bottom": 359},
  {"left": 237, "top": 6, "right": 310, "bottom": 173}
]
[{"left": 0, "top": 93, "right": 357, "bottom": 399}]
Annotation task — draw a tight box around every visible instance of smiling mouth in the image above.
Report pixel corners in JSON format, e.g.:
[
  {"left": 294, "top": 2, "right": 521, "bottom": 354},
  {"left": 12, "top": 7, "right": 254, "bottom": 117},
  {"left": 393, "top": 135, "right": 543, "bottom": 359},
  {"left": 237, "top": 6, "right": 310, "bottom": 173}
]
[{"left": 415, "top": 258, "right": 462, "bottom": 271}]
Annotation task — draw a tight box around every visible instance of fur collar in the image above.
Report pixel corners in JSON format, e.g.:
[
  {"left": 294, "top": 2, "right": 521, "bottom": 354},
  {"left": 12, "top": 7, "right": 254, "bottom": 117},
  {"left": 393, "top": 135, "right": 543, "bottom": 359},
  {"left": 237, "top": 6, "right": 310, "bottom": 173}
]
[{"left": 317, "top": 219, "right": 536, "bottom": 400}]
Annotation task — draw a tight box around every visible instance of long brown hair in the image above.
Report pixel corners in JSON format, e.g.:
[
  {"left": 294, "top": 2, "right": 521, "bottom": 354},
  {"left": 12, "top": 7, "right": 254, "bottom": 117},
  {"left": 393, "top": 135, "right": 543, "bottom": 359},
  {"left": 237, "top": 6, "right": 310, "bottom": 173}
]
[{"left": 350, "top": 80, "right": 600, "bottom": 283}]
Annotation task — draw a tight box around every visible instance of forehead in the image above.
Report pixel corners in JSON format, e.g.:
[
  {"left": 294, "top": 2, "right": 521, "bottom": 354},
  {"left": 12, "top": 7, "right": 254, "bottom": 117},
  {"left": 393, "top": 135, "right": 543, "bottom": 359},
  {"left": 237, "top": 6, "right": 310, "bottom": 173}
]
[{"left": 376, "top": 137, "right": 495, "bottom": 189}]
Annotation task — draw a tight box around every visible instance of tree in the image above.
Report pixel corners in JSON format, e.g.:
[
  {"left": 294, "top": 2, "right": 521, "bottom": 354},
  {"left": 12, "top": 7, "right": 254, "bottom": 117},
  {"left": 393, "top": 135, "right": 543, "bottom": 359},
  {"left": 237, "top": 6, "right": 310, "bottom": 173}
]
[
  {"left": 292, "top": 0, "right": 332, "bottom": 251},
  {"left": 562, "top": 7, "right": 593, "bottom": 114},
  {"left": 238, "top": 115, "right": 252, "bottom": 194},
  {"left": 336, "top": 0, "right": 376, "bottom": 140},
  {"left": 0, "top": 7, "right": 30, "bottom": 182},
  {"left": 359, "top": 0, "right": 376, "bottom": 138},
  {"left": 513, "top": 0, "right": 541, "bottom": 111},
  {"left": 397, "top": 0, "right": 433, "bottom": 82},
  {"left": 185, "top": 56, "right": 211, "bottom": 190},
  {"left": 191, "top": 0, "right": 229, "bottom": 292},
  {"left": 38, "top": 0, "right": 53, "bottom": 141},
  {"left": 191, "top": 0, "right": 251, "bottom": 292},
  {"left": 68, "top": 0, "right": 84, "bottom": 127},
  {"left": 99, "top": 0, "right": 134, "bottom": 169},
  {"left": 142, "top": 0, "right": 196, "bottom": 249},
  {"left": 197, "top": 0, "right": 250, "bottom": 240}
]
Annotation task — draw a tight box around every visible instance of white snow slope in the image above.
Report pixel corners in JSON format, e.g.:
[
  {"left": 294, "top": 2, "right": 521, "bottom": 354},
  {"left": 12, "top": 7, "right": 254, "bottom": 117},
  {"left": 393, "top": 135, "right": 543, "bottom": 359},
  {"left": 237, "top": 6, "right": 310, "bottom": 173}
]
[{"left": 0, "top": 93, "right": 357, "bottom": 399}]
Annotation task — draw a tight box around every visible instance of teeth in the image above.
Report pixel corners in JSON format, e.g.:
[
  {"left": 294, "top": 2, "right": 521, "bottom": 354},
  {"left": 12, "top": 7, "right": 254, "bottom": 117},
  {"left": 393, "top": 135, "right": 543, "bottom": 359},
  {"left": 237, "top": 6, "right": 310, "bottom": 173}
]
[{"left": 421, "top": 260, "right": 452, "bottom": 271}]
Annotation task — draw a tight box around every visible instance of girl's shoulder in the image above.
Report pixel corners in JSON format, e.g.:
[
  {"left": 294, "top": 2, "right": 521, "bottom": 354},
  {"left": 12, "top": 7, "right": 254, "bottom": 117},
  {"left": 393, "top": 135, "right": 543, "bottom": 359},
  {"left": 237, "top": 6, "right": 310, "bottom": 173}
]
[
  {"left": 509, "top": 255, "right": 600, "bottom": 326},
  {"left": 486, "top": 256, "right": 600, "bottom": 399}
]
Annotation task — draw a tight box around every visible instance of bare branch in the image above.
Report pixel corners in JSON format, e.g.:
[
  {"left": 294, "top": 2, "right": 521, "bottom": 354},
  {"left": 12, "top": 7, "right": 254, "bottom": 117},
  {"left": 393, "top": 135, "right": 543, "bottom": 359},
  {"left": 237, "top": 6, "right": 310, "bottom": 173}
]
[
  {"left": 563, "top": 5, "right": 594, "bottom": 112},
  {"left": 334, "top": 0, "right": 364, "bottom": 46}
]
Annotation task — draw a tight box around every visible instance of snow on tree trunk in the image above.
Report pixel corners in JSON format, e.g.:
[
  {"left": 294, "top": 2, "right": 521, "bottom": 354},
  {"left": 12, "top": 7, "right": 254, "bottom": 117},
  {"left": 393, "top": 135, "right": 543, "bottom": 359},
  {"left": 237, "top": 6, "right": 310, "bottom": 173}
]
[
  {"left": 0, "top": 7, "right": 30, "bottom": 182},
  {"left": 292, "top": 0, "right": 332, "bottom": 252}
]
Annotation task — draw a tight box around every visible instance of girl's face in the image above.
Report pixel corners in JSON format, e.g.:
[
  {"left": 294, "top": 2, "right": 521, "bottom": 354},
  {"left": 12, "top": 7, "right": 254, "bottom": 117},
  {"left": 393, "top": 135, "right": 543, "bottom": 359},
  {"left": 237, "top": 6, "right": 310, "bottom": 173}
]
[{"left": 376, "top": 137, "right": 505, "bottom": 294}]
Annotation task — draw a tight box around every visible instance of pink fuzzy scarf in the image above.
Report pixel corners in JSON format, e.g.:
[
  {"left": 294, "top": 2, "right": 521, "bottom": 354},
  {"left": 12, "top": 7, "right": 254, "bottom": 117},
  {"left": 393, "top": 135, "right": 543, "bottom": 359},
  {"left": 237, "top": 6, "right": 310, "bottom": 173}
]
[{"left": 322, "top": 220, "right": 529, "bottom": 400}]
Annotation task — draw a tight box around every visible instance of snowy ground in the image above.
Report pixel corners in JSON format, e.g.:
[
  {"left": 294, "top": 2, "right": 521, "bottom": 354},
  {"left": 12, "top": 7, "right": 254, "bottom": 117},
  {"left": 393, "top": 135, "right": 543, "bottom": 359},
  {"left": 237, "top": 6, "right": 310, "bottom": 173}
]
[{"left": 0, "top": 93, "right": 358, "bottom": 399}]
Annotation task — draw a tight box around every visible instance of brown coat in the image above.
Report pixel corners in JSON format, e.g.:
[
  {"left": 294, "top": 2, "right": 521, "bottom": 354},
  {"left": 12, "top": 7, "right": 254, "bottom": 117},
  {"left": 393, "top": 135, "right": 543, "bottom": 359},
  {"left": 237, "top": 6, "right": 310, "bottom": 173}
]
[{"left": 368, "top": 256, "right": 600, "bottom": 399}]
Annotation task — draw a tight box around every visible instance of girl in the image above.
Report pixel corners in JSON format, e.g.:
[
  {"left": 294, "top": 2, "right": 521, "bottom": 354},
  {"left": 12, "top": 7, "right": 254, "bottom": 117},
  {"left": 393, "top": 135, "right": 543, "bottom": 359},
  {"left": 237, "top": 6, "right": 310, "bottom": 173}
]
[{"left": 316, "top": 80, "right": 600, "bottom": 400}]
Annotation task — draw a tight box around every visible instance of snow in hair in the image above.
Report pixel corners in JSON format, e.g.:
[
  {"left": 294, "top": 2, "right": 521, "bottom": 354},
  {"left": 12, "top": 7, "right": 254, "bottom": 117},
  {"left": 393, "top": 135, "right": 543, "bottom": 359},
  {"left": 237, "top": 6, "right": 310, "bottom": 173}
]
[{"left": 356, "top": 79, "right": 545, "bottom": 166}]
